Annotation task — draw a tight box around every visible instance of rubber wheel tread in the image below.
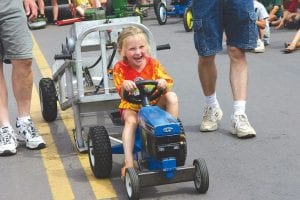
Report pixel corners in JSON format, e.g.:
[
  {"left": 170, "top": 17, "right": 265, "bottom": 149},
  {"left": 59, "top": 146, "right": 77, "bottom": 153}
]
[
  {"left": 39, "top": 78, "right": 58, "bottom": 122},
  {"left": 125, "top": 168, "right": 140, "bottom": 200},
  {"left": 88, "top": 126, "right": 112, "bottom": 178},
  {"left": 193, "top": 158, "right": 209, "bottom": 193}
]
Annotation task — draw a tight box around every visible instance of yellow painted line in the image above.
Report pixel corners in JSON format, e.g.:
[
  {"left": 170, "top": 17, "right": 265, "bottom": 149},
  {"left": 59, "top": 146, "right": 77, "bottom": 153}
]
[
  {"left": 61, "top": 112, "right": 118, "bottom": 199},
  {"left": 31, "top": 86, "right": 75, "bottom": 200},
  {"left": 31, "top": 36, "right": 75, "bottom": 200},
  {"left": 32, "top": 36, "right": 117, "bottom": 199}
]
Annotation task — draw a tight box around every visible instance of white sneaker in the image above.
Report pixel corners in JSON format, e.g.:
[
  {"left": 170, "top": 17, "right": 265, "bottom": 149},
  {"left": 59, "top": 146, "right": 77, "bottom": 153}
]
[
  {"left": 200, "top": 105, "right": 223, "bottom": 132},
  {"left": 16, "top": 118, "right": 46, "bottom": 149},
  {"left": 0, "top": 126, "right": 18, "bottom": 156},
  {"left": 231, "top": 114, "right": 256, "bottom": 138},
  {"left": 254, "top": 39, "right": 265, "bottom": 53}
]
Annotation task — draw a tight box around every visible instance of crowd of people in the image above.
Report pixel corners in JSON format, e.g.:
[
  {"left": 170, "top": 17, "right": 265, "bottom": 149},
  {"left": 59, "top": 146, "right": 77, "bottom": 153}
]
[{"left": 253, "top": 0, "right": 300, "bottom": 53}]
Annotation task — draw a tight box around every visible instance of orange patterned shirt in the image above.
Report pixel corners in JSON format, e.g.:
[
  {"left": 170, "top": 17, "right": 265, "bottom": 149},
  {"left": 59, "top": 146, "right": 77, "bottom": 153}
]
[{"left": 113, "top": 57, "right": 173, "bottom": 111}]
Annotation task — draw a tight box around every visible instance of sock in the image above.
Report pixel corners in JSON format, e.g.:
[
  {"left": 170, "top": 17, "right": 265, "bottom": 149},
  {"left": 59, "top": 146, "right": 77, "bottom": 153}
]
[
  {"left": 205, "top": 93, "right": 219, "bottom": 108},
  {"left": 233, "top": 101, "right": 246, "bottom": 115},
  {"left": 0, "top": 121, "right": 11, "bottom": 128},
  {"left": 16, "top": 116, "right": 31, "bottom": 124}
]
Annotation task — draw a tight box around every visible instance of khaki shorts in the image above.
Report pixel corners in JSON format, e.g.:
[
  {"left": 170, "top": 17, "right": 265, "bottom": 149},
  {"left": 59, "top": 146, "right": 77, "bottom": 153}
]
[{"left": 0, "top": 0, "right": 33, "bottom": 62}]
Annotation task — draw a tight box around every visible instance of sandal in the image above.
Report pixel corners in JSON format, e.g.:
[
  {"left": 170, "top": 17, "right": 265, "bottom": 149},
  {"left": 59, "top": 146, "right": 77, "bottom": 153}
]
[{"left": 282, "top": 48, "right": 295, "bottom": 53}]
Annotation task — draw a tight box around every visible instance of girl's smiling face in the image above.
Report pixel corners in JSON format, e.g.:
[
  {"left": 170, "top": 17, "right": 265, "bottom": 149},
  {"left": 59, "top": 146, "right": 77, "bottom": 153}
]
[{"left": 122, "top": 34, "right": 149, "bottom": 69}]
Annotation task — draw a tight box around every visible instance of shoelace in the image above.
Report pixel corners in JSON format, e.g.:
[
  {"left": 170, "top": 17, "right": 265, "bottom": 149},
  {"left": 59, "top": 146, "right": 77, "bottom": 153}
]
[
  {"left": 203, "top": 106, "right": 218, "bottom": 121},
  {"left": 0, "top": 127, "right": 15, "bottom": 145},
  {"left": 234, "top": 115, "right": 250, "bottom": 129},
  {"left": 19, "top": 122, "right": 37, "bottom": 138}
]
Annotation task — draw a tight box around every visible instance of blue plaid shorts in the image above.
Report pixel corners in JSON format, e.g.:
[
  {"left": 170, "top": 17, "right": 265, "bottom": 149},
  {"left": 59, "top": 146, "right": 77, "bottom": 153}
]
[{"left": 192, "top": 0, "right": 258, "bottom": 56}]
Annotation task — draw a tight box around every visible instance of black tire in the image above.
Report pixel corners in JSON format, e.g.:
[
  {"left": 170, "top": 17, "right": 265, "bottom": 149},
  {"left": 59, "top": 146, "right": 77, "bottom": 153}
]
[
  {"left": 183, "top": 6, "right": 193, "bottom": 32},
  {"left": 88, "top": 126, "right": 112, "bottom": 178},
  {"left": 39, "top": 78, "right": 58, "bottom": 122},
  {"left": 125, "top": 168, "right": 140, "bottom": 200},
  {"left": 193, "top": 158, "right": 209, "bottom": 194},
  {"left": 153, "top": 0, "right": 161, "bottom": 17},
  {"left": 156, "top": 2, "right": 167, "bottom": 25},
  {"left": 105, "top": 0, "right": 114, "bottom": 16}
]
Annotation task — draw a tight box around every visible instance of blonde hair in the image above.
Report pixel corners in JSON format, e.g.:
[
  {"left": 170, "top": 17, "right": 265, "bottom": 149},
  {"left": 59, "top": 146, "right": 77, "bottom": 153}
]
[{"left": 117, "top": 26, "right": 150, "bottom": 57}]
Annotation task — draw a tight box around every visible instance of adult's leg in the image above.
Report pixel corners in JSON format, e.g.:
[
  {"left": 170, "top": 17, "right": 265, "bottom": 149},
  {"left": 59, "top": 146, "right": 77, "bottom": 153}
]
[
  {"left": 228, "top": 46, "right": 248, "bottom": 101},
  {"left": 0, "top": 62, "right": 10, "bottom": 126},
  {"left": 11, "top": 59, "right": 33, "bottom": 118},
  {"left": 198, "top": 55, "right": 217, "bottom": 96}
]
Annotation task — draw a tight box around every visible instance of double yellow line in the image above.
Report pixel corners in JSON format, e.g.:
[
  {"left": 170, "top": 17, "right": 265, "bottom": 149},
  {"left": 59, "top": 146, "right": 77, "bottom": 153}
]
[{"left": 31, "top": 36, "right": 117, "bottom": 200}]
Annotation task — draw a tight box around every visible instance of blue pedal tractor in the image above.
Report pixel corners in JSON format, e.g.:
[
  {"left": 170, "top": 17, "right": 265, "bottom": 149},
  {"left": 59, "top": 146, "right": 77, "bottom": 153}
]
[
  {"left": 154, "top": 0, "right": 193, "bottom": 32},
  {"left": 87, "top": 80, "right": 209, "bottom": 200}
]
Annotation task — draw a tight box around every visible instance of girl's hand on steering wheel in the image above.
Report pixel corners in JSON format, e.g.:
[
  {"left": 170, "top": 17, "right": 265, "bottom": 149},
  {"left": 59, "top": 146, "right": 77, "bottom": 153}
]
[
  {"left": 156, "top": 79, "right": 167, "bottom": 90},
  {"left": 122, "top": 80, "right": 137, "bottom": 93}
]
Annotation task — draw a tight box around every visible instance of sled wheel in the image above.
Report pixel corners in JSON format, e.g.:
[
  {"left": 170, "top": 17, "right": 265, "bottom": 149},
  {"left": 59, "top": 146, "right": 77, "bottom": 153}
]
[
  {"left": 156, "top": 2, "right": 167, "bottom": 25},
  {"left": 105, "top": 0, "right": 114, "bottom": 16},
  {"left": 183, "top": 6, "right": 193, "bottom": 32},
  {"left": 39, "top": 78, "right": 57, "bottom": 122},
  {"left": 88, "top": 126, "right": 112, "bottom": 178},
  {"left": 125, "top": 168, "right": 140, "bottom": 200},
  {"left": 193, "top": 158, "right": 209, "bottom": 193}
]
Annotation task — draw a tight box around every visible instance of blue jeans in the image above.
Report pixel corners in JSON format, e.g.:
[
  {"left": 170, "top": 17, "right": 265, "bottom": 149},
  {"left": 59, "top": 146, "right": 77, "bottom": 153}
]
[{"left": 192, "top": 0, "right": 258, "bottom": 56}]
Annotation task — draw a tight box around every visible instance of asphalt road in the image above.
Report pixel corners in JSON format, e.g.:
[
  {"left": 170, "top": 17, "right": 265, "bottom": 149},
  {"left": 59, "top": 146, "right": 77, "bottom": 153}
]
[{"left": 1, "top": 11, "right": 300, "bottom": 200}]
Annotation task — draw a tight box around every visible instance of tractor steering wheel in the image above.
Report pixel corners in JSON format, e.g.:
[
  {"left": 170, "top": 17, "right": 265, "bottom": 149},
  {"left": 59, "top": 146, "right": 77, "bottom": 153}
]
[{"left": 123, "top": 80, "right": 165, "bottom": 105}]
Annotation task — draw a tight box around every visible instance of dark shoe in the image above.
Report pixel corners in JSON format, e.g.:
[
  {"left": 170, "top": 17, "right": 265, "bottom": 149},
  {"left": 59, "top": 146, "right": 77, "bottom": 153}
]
[{"left": 282, "top": 47, "right": 295, "bottom": 54}]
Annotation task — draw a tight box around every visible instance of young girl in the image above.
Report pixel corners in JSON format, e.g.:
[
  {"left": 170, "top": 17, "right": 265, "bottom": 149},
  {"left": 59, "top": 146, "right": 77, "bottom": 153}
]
[{"left": 113, "top": 26, "right": 179, "bottom": 177}]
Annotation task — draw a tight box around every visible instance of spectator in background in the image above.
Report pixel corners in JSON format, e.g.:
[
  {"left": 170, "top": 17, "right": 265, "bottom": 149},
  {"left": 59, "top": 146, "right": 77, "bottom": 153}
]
[
  {"left": 258, "top": 0, "right": 283, "bottom": 25},
  {"left": 254, "top": 0, "right": 270, "bottom": 53},
  {"left": 36, "top": 0, "right": 47, "bottom": 20},
  {"left": 274, "top": 0, "right": 293, "bottom": 28},
  {"left": 51, "top": 0, "right": 59, "bottom": 24},
  {"left": 286, "top": 0, "right": 300, "bottom": 28},
  {"left": 75, "top": 0, "right": 102, "bottom": 17},
  {"left": 276, "top": 0, "right": 300, "bottom": 29}
]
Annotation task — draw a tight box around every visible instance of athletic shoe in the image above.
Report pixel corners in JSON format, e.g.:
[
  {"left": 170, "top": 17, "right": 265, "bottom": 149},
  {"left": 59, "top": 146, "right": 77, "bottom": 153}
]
[
  {"left": 0, "top": 126, "right": 17, "bottom": 156},
  {"left": 231, "top": 114, "right": 256, "bottom": 138},
  {"left": 200, "top": 105, "right": 223, "bottom": 132},
  {"left": 254, "top": 39, "right": 265, "bottom": 53},
  {"left": 16, "top": 118, "right": 46, "bottom": 150}
]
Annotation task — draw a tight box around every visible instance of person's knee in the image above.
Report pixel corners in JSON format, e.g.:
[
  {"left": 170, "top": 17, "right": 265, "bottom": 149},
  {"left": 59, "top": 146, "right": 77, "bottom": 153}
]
[
  {"left": 199, "top": 55, "right": 215, "bottom": 66},
  {"left": 12, "top": 59, "right": 33, "bottom": 77},
  {"left": 165, "top": 91, "right": 178, "bottom": 106},
  {"left": 228, "top": 46, "right": 245, "bottom": 59},
  {"left": 125, "top": 115, "right": 138, "bottom": 126}
]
